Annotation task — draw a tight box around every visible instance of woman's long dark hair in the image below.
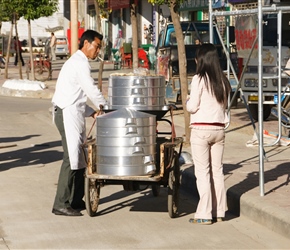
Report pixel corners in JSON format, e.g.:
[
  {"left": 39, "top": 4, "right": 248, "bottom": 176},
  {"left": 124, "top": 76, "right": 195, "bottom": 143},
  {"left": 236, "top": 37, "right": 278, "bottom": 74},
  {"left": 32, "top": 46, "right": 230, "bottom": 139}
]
[{"left": 195, "top": 43, "right": 231, "bottom": 105}]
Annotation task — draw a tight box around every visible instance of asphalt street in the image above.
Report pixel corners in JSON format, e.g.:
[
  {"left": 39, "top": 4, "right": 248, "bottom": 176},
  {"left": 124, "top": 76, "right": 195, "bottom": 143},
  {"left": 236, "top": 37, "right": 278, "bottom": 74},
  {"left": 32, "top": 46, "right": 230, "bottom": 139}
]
[
  {"left": 0, "top": 56, "right": 290, "bottom": 248},
  {"left": 1, "top": 96, "right": 290, "bottom": 249}
]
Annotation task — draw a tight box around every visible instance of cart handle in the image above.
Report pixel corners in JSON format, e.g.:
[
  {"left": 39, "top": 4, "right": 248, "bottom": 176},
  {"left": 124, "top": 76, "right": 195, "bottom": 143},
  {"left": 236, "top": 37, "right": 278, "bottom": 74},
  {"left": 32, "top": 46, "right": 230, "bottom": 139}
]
[{"left": 169, "top": 106, "right": 176, "bottom": 143}]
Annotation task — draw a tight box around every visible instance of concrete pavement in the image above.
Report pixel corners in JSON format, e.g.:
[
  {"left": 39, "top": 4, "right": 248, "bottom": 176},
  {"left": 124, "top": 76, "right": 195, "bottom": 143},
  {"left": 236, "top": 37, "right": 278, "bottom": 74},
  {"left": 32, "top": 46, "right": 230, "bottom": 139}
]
[{"left": 1, "top": 58, "right": 290, "bottom": 240}]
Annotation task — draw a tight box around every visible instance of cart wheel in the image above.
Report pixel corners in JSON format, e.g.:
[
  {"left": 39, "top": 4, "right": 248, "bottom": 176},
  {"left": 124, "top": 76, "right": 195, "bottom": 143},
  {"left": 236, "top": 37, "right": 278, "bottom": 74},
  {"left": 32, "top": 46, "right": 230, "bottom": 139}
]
[
  {"left": 85, "top": 174, "right": 100, "bottom": 217},
  {"left": 168, "top": 151, "right": 180, "bottom": 218},
  {"left": 34, "top": 64, "right": 50, "bottom": 81},
  {"left": 151, "top": 184, "right": 160, "bottom": 197}
]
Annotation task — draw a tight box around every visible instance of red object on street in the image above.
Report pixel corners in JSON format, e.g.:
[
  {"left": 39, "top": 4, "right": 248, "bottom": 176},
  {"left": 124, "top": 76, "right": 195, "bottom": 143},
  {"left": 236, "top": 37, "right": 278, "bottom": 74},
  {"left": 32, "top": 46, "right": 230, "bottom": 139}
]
[
  {"left": 138, "top": 48, "right": 149, "bottom": 69},
  {"left": 67, "top": 22, "right": 85, "bottom": 54}
]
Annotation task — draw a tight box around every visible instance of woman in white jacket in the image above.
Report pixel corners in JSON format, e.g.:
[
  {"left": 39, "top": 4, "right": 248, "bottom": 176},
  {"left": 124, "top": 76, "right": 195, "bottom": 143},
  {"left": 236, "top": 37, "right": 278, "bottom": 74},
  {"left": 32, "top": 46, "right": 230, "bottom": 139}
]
[
  {"left": 186, "top": 43, "right": 231, "bottom": 225},
  {"left": 51, "top": 30, "right": 106, "bottom": 216}
]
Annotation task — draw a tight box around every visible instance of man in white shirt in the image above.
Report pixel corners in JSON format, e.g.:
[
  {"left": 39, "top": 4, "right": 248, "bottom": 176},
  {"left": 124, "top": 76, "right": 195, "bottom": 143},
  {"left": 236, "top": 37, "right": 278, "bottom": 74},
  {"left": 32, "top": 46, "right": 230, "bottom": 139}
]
[
  {"left": 51, "top": 30, "right": 106, "bottom": 216},
  {"left": 50, "top": 32, "right": 57, "bottom": 61}
]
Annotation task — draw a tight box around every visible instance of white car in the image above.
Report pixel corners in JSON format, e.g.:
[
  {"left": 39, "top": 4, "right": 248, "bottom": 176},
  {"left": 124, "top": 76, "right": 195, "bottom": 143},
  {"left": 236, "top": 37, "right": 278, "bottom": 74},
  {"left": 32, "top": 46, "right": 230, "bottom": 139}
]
[{"left": 45, "top": 36, "right": 69, "bottom": 59}]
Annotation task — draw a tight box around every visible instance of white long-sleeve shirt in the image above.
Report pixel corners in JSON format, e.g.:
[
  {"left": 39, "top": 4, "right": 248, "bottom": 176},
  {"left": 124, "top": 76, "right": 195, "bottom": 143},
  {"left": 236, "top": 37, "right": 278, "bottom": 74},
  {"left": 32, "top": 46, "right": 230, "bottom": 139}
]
[
  {"left": 186, "top": 74, "right": 229, "bottom": 125},
  {"left": 52, "top": 50, "right": 106, "bottom": 115},
  {"left": 52, "top": 50, "right": 107, "bottom": 170}
]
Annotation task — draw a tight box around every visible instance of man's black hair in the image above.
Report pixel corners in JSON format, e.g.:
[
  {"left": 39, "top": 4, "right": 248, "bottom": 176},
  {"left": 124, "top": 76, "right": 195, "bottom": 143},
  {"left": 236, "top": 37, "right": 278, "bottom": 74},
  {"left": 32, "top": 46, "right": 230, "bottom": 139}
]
[{"left": 79, "top": 30, "right": 103, "bottom": 50}]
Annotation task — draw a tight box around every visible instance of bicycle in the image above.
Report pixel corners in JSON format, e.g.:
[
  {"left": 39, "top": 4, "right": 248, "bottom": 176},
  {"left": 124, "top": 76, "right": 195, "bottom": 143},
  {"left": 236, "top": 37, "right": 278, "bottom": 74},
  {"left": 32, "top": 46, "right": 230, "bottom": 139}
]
[
  {"left": 26, "top": 53, "right": 52, "bottom": 81},
  {"left": 0, "top": 53, "right": 6, "bottom": 69}
]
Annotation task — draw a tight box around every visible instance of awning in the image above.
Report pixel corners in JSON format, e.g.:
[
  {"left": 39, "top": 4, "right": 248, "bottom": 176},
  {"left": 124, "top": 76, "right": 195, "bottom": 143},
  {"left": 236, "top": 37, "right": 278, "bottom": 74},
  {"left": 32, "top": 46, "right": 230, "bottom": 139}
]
[{"left": 108, "top": 0, "right": 138, "bottom": 10}]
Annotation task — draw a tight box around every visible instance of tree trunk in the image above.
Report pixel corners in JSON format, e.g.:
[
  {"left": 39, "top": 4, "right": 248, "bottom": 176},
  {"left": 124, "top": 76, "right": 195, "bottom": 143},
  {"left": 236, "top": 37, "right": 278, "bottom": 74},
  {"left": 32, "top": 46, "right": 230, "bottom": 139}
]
[
  {"left": 15, "top": 22, "right": 23, "bottom": 79},
  {"left": 4, "top": 23, "right": 13, "bottom": 79},
  {"left": 94, "top": 0, "right": 102, "bottom": 32},
  {"left": 169, "top": 0, "right": 190, "bottom": 145},
  {"left": 130, "top": 1, "right": 138, "bottom": 69},
  {"left": 28, "top": 19, "right": 35, "bottom": 80},
  {"left": 94, "top": 0, "right": 105, "bottom": 93}
]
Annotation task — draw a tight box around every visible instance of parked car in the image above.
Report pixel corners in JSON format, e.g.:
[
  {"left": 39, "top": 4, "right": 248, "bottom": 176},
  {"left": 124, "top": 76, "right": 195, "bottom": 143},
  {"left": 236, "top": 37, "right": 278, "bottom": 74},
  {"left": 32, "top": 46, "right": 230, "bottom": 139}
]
[{"left": 45, "top": 36, "right": 69, "bottom": 59}]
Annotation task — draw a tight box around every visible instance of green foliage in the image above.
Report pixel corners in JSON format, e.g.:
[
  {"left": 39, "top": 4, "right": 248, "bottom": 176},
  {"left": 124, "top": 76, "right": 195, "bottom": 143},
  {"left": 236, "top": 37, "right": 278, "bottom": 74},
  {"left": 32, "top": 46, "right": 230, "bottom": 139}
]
[
  {"left": 147, "top": 0, "right": 184, "bottom": 5},
  {"left": 20, "top": 0, "right": 59, "bottom": 20},
  {"left": 0, "top": 0, "right": 21, "bottom": 21},
  {"left": 0, "top": 0, "right": 58, "bottom": 22},
  {"left": 97, "top": 0, "right": 106, "bottom": 6},
  {"left": 147, "top": 0, "right": 169, "bottom": 4},
  {"left": 96, "top": 0, "right": 110, "bottom": 18}
]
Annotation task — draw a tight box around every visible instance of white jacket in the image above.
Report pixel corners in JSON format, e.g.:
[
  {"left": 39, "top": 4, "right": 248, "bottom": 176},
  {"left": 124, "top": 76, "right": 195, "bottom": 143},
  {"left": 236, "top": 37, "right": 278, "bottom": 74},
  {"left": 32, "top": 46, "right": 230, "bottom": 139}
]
[
  {"left": 52, "top": 50, "right": 107, "bottom": 170},
  {"left": 186, "top": 74, "right": 229, "bottom": 125}
]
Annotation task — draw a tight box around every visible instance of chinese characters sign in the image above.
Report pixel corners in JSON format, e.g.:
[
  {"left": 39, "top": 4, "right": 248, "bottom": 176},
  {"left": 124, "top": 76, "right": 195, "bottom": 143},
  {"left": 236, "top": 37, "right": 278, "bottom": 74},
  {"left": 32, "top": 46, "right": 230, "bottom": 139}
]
[{"left": 235, "top": 15, "right": 258, "bottom": 58}]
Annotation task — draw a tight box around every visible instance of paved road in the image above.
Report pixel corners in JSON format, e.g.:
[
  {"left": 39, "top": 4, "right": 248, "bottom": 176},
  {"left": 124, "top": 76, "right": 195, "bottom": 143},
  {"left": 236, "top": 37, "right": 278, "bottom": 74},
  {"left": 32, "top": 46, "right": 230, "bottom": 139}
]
[{"left": 1, "top": 96, "right": 290, "bottom": 249}]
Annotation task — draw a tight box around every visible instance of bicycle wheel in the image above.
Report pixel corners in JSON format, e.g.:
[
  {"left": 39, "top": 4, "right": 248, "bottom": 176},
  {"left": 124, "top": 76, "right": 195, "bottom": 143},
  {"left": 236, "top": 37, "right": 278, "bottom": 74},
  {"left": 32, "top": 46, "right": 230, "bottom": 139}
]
[
  {"left": 34, "top": 64, "right": 50, "bottom": 81},
  {"left": 0, "top": 57, "right": 5, "bottom": 68}
]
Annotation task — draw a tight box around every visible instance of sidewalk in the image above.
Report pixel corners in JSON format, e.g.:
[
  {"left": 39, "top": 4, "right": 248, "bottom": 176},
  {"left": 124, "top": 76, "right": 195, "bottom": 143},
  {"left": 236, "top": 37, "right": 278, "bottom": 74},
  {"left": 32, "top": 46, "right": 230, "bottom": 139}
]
[{"left": 1, "top": 59, "right": 290, "bottom": 240}]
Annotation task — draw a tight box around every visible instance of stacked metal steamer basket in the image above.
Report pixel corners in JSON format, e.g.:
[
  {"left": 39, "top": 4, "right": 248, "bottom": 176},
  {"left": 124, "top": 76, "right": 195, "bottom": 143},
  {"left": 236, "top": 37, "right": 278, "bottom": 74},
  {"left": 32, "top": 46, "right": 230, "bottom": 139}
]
[{"left": 96, "top": 73, "right": 167, "bottom": 176}]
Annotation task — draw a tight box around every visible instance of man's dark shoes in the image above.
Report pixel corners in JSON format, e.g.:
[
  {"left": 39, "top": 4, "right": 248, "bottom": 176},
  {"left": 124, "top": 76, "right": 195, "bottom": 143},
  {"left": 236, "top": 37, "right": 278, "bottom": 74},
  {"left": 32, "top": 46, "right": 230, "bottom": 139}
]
[
  {"left": 52, "top": 207, "right": 82, "bottom": 216},
  {"left": 71, "top": 200, "right": 86, "bottom": 210}
]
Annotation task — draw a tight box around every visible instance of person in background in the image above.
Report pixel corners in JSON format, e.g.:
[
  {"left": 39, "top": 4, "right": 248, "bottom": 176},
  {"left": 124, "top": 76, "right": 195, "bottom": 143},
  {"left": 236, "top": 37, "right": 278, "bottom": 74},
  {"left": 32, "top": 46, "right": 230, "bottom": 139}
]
[
  {"left": 186, "top": 43, "right": 231, "bottom": 225},
  {"left": 50, "top": 32, "right": 57, "bottom": 61},
  {"left": 51, "top": 30, "right": 106, "bottom": 216},
  {"left": 13, "top": 37, "right": 25, "bottom": 66}
]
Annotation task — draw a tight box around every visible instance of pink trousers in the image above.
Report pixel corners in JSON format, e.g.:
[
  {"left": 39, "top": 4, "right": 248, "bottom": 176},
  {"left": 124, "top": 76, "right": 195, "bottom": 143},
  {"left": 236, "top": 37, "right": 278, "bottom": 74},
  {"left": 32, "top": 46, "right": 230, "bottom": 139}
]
[{"left": 190, "top": 125, "right": 226, "bottom": 219}]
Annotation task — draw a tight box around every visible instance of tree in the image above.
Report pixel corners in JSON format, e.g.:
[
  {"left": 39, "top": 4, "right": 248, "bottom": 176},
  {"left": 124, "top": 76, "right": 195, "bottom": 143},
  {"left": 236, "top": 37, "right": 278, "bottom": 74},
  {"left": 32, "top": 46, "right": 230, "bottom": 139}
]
[
  {"left": 0, "top": 0, "right": 58, "bottom": 80},
  {"left": 130, "top": 0, "right": 139, "bottom": 69},
  {"left": 0, "top": 0, "right": 22, "bottom": 79},
  {"left": 94, "top": 0, "right": 104, "bottom": 91},
  {"left": 148, "top": 0, "right": 190, "bottom": 144},
  {"left": 19, "top": 0, "right": 58, "bottom": 80},
  {"left": 2, "top": 0, "right": 58, "bottom": 80}
]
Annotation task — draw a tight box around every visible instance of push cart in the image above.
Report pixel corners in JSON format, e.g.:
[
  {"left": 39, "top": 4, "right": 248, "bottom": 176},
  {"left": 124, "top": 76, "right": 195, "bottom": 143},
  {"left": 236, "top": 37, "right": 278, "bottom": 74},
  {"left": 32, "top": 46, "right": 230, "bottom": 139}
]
[{"left": 84, "top": 108, "right": 183, "bottom": 218}]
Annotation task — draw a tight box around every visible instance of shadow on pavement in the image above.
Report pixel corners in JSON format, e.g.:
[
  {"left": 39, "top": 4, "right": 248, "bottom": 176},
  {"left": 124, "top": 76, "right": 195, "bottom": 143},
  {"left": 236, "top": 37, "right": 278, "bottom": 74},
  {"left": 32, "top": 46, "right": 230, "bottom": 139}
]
[{"left": 0, "top": 139, "right": 62, "bottom": 172}]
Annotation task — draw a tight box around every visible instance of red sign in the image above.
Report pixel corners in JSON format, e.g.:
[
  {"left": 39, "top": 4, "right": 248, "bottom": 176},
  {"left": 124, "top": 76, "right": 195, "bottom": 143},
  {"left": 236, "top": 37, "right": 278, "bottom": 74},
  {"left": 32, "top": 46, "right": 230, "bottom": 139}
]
[{"left": 108, "top": 0, "right": 138, "bottom": 10}]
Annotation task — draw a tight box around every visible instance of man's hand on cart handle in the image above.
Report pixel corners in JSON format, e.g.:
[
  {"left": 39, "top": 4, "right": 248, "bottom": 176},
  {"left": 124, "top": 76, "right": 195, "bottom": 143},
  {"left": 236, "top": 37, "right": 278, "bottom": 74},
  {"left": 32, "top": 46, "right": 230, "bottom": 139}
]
[
  {"left": 90, "top": 105, "right": 105, "bottom": 119},
  {"left": 92, "top": 110, "right": 104, "bottom": 119}
]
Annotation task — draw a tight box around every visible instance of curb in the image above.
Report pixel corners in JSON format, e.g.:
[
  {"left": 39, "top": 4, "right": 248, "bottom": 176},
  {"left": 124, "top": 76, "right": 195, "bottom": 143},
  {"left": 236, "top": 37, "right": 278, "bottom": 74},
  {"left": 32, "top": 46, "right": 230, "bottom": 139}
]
[
  {"left": 0, "top": 86, "right": 54, "bottom": 99},
  {"left": 227, "top": 186, "right": 290, "bottom": 240}
]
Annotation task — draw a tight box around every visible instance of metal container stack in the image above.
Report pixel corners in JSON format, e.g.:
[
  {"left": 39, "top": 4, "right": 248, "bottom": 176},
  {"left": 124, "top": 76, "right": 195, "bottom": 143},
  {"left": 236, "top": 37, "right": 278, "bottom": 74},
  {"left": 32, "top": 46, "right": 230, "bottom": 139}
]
[
  {"left": 96, "top": 108, "right": 156, "bottom": 176},
  {"left": 105, "top": 74, "right": 166, "bottom": 111}
]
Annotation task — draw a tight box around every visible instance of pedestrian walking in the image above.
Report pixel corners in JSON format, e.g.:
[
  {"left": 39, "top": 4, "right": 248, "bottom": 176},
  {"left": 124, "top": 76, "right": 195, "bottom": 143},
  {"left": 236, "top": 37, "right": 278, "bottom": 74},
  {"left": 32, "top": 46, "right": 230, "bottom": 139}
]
[
  {"left": 50, "top": 32, "right": 57, "bottom": 61},
  {"left": 51, "top": 30, "right": 106, "bottom": 216},
  {"left": 13, "top": 37, "right": 25, "bottom": 66},
  {"left": 186, "top": 43, "right": 231, "bottom": 225}
]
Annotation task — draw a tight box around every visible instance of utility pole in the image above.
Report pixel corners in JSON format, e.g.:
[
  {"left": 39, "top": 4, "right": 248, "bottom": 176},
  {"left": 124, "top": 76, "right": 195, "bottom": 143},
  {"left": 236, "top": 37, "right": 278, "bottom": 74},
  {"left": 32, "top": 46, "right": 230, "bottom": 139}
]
[{"left": 71, "top": 0, "right": 78, "bottom": 54}]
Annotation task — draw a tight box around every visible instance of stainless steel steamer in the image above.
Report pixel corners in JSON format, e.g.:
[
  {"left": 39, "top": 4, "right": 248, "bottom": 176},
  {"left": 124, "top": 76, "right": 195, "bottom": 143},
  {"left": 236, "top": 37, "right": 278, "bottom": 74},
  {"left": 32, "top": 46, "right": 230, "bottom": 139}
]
[
  {"left": 96, "top": 108, "right": 156, "bottom": 176},
  {"left": 105, "top": 74, "right": 168, "bottom": 111}
]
